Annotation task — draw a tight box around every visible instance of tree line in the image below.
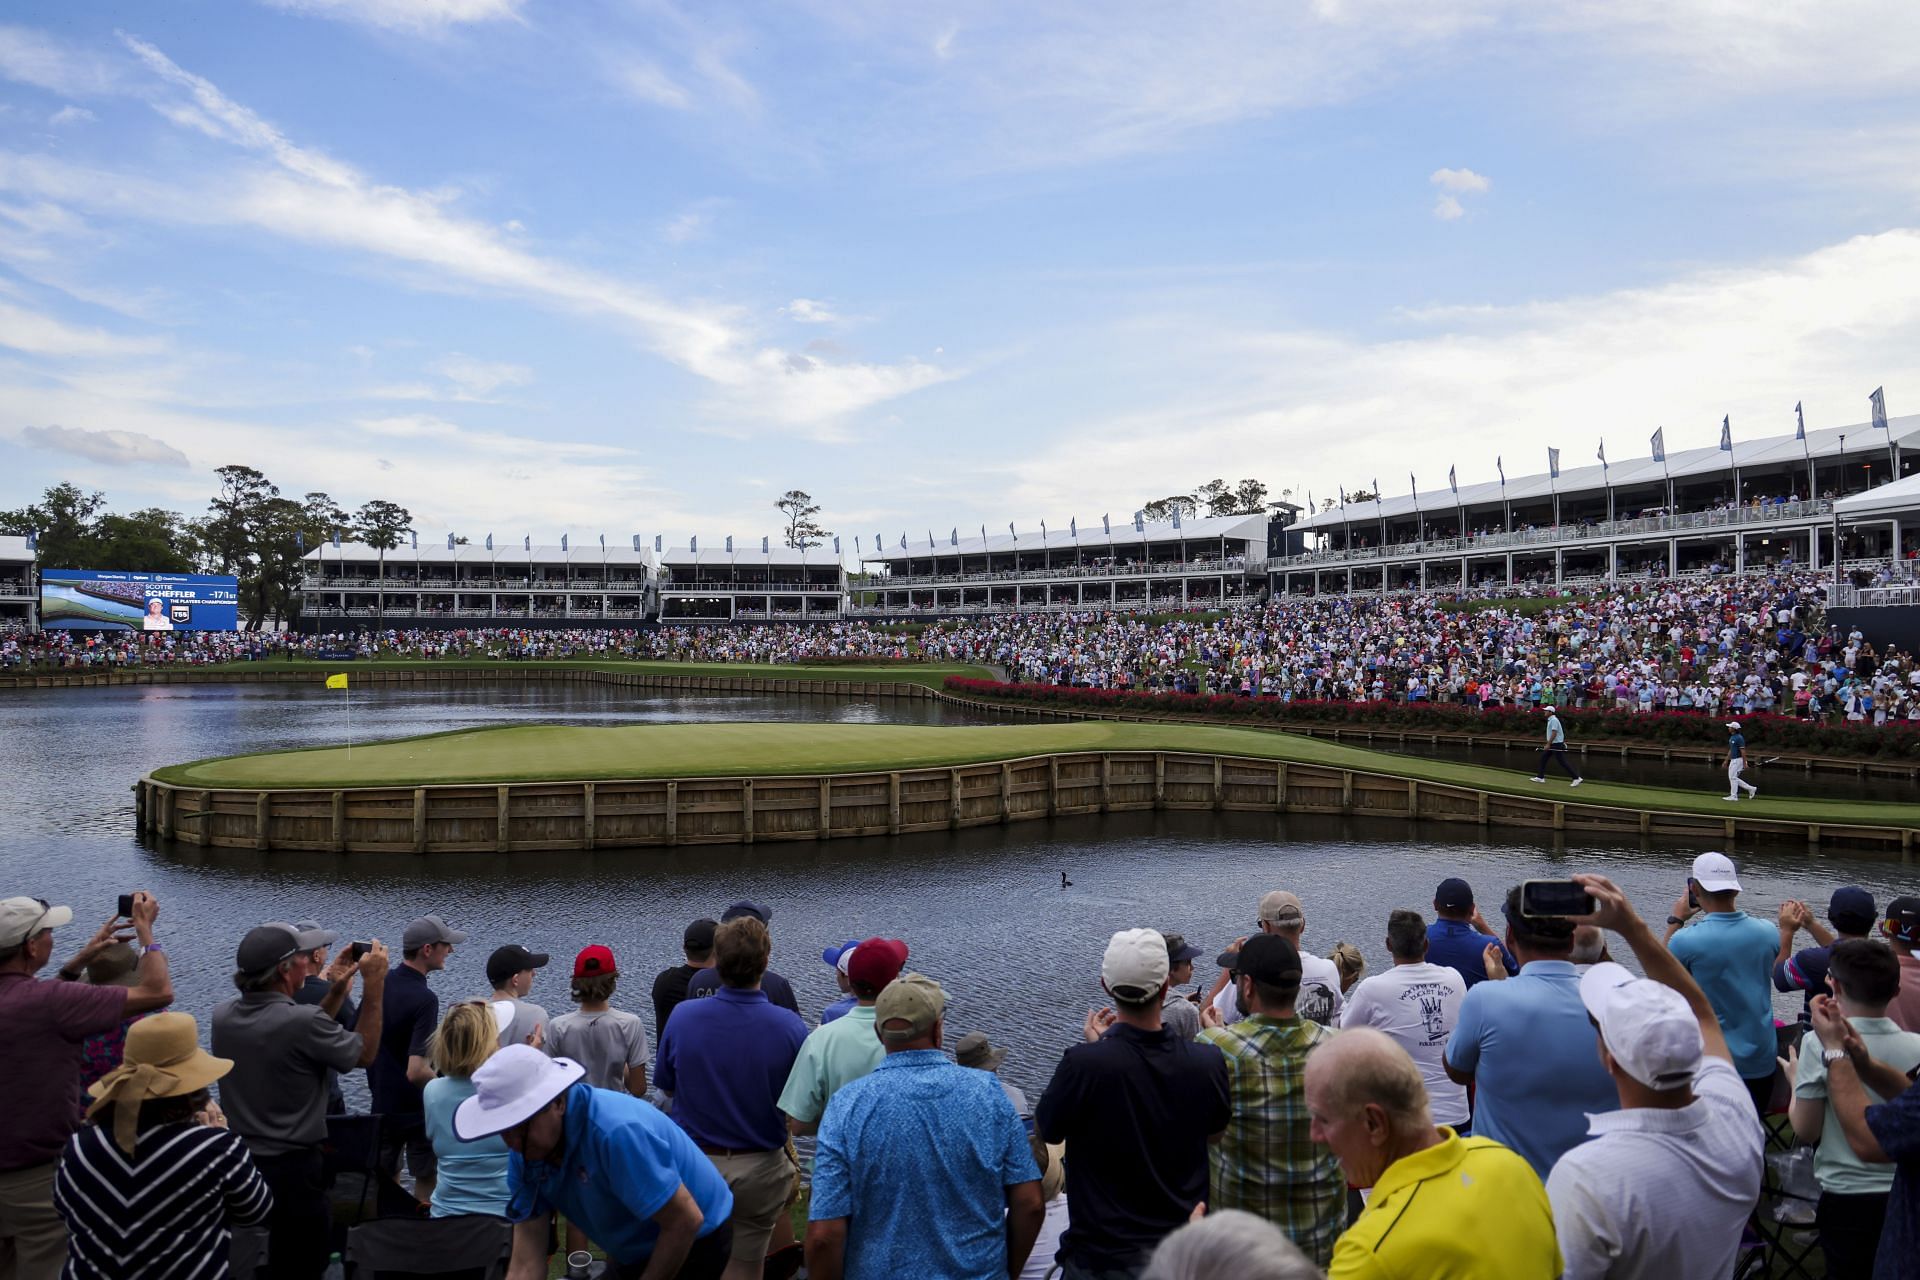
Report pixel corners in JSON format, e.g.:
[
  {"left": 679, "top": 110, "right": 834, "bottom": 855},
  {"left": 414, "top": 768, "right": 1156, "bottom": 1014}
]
[{"left": 0, "top": 468, "right": 411, "bottom": 630}]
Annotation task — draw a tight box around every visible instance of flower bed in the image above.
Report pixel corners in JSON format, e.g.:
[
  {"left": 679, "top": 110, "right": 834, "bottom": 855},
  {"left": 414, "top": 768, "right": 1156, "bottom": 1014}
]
[{"left": 942, "top": 677, "right": 1920, "bottom": 761}]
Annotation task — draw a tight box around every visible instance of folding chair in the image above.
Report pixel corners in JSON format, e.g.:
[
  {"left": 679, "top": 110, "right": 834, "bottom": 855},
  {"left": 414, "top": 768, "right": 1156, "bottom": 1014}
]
[
  {"left": 322, "top": 1113, "right": 385, "bottom": 1227},
  {"left": 227, "top": 1224, "right": 269, "bottom": 1279},
  {"left": 342, "top": 1215, "right": 513, "bottom": 1280}
]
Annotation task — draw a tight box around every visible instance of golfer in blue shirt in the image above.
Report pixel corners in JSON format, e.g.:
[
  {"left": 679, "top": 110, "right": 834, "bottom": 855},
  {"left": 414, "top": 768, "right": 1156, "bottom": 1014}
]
[
  {"left": 1724, "top": 720, "right": 1758, "bottom": 800},
  {"left": 1531, "top": 704, "right": 1583, "bottom": 786}
]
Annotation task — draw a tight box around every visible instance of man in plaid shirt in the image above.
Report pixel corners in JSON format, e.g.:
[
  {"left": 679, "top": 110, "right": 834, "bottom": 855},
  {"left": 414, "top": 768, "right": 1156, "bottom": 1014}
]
[{"left": 1198, "top": 932, "right": 1345, "bottom": 1267}]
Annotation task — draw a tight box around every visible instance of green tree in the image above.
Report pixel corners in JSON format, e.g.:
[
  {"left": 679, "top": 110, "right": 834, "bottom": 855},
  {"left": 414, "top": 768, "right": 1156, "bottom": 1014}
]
[
  {"left": 0, "top": 482, "right": 106, "bottom": 568},
  {"left": 354, "top": 499, "right": 412, "bottom": 551},
  {"left": 203, "top": 466, "right": 278, "bottom": 577},
  {"left": 91, "top": 508, "right": 198, "bottom": 572},
  {"left": 1141, "top": 494, "right": 1197, "bottom": 522},
  {"left": 776, "top": 489, "right": 830, "bottom": 550}
]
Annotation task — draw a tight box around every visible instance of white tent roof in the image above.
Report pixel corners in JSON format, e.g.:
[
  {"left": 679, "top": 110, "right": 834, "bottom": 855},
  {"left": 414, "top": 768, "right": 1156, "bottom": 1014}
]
[
  {"left": 1835, "top": 472, "right": 1920, "bottom": 520},
  {"left": 659, "top": 545, "right": 840, "bottom": 568},
  {"left": 302, "top": 540, "right": 652, "bottom": 566},
  {"left": 862, "top": 511, "right": 1267, "bottom": 564},
  {"left": 1292, "top": 414, "right": 1920, "bottom": 533},
  {"left": 0, "top": 534, "right": 33, "bottom": 564}
]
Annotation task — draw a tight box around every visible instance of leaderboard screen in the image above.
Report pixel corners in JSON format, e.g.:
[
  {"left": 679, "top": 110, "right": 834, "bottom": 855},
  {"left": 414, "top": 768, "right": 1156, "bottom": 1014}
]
[{"left": 40, "top": 569, "right": 241, "bottom": 631}]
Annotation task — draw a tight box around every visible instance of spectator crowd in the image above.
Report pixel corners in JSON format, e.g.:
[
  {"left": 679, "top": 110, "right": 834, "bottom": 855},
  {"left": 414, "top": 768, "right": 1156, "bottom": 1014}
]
[{"left": 8, "top": 853, "right": 1920, "bottom": 1280}]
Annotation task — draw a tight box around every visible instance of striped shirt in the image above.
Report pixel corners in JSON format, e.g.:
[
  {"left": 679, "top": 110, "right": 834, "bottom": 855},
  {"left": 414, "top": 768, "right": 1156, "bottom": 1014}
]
[
  {"left": 1196, "top": 1014, "right": 1344, "bottom": 1266},
  {"left": 54, "top": 1122, "right": 273, "bottom": 1280}
]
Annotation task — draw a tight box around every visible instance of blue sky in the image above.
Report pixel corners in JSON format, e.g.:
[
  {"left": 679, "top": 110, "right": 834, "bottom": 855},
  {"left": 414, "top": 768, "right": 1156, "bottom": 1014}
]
[{"left": 2, "top": 1, "right": 1920, "bottom": 552}]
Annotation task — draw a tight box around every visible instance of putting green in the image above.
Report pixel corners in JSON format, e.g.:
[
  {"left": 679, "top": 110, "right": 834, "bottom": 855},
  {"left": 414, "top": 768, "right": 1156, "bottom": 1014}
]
[{"left": 151, "top": 721, "right": 1920, "bottom": 829}]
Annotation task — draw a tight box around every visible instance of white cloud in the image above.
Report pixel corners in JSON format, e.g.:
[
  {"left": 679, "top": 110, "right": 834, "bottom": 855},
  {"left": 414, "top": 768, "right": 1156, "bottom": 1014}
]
[
  {"left": 431, "top": 353, "right": 532, "bottom": 397},
  {"left": 618, "top": 60, "right": 693, "bottom": 110},
  {"left": 48, "top": 105, "right": 96, "bottom": 127},
  {"left": 257, "top": 0, "right": 525, "bottom": 34},
  {"left": 0, "top": 297, "right": 163, "bottom": 357},
  {"left": 1430, "top": 167, "right": 1489, "bottom": 194},
  {"left": 19, "top": 422, "right": 189, "bottom": 467},
  {"left": 0, "top": 33, "right": 946, "bottom": 434},
  {"left": 992, "top": 227, "right": 1920, "bottom": 512},
  {"left": 782, "top": 298, "right": 839, "bottom": 325},
  {"left": 1432, "top": 194, "right": 1465, "bottom": 221},
  {"left": 0, "top": 25, "right": 121, "bottom": 97}
]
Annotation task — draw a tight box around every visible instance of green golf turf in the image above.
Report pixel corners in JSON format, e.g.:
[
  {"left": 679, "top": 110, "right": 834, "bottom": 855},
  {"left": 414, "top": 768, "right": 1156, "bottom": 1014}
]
[{"left": 150, "top": 721, "right": 1920, "bottom": 829}]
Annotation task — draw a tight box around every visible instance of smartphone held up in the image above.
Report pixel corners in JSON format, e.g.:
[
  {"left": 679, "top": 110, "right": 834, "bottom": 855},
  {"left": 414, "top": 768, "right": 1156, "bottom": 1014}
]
[{"left": 1519, "top": 879, "right": 1597, "bottom": 918}]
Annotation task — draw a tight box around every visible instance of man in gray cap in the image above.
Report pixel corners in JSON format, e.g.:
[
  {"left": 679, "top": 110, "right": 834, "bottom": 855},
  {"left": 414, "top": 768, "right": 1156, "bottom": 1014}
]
[
  {"left": 213, "top": 923, "right": 389, "bottom": 1280},
  {"left": 0, "top": 892, "right": 171, "bottom": 1278},
  {"left": 290, "top": 919, "right": 361, "bottom": 1114},
  {"left": 372, "top": 914, "right": 465, "bottom": 1202}
]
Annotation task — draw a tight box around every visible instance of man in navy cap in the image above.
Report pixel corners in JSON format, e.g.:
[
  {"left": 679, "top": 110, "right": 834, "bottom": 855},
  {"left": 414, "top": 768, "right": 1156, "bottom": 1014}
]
[
  {"left": 1425, "top": 879, "right": 1515, "bottom": 987},
  {"left": 686, "top": 902, "right": 800, "bottom": 1015},
  {"left": 1776, "top": 886, "right": 1877, "bottom": 1018}
]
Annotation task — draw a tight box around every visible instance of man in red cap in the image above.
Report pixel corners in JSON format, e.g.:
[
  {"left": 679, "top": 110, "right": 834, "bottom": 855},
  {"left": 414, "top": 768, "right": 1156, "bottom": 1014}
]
[{"left": 779, "top": 938, "right": 907, "bottom": 1136}]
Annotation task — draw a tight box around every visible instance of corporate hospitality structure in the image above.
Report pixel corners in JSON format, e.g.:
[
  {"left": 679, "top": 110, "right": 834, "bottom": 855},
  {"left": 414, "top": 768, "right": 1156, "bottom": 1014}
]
[
  {"left": 1272, "top": 414, "right": 1920, "bottom": 596},
  {"left": 0, "top": 535, "right": 36, "bottom": 630},
  {"left": 851, "top": 513, "right": 1273, "bottom": 615},
  {"left": 300, "top": 541, "right": 654, "bottom": 624},
  {"left": 656, "top": 543, "right": 848, "bottom": 620}
]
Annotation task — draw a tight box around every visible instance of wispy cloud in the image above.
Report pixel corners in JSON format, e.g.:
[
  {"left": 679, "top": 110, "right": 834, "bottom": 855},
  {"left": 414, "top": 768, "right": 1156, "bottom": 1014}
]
[
  {"left": 257, "top": 0, "right": 525, "bottom": 34},
  {"left": 20, "top": 422, "right": 189, "bottom": 467},
  {"left": 0, "top": 296, "right": 163, "bottom": 357},
  {"left": 1430, "top": 167, "right": 1489, "bottom": 220},
  {"left": 782, "top": 298, "right": 840, "bottom": 325},
  {"left": 48, "top": 105, "right": 95, "bottom": 127}
]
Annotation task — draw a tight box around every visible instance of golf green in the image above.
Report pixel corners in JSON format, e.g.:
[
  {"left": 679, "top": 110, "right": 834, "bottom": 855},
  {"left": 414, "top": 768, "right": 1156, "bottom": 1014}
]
[{"left": 151, "top": 721, "right": 1920, "bottom": 829}]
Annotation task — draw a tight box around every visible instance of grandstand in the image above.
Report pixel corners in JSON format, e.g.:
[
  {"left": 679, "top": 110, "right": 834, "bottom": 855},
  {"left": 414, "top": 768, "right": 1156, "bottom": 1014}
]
[
  {"left": 1274, "top": 414, "right": 1920, "bottom": 595},
  {"left": 853, "top": 513, "right": 1269, "bottom": 615},
  {"left": 656, "top": 544, "right": 847, "bottom": 621},
  {"left": 300, "top": 541, "right": 653, "bottom": 626},
  {"left": 0, "top": 535, "right": 36, "bottom": 630}
]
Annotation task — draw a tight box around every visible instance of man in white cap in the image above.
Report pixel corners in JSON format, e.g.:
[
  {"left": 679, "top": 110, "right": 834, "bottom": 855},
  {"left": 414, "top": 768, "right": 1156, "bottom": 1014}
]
[
  {"left": 1530, "top": 704, "right": 1583, "bottom": 787},
  {"left": 0, "top": 892, "right": 171, "bottom": 1277},
  {"left": 1546, "top": 873, "right": 1765, "bottom": 1280},
  {"left": 1666, "top": 852, "right": 1781, "bottom": 1112},
  {"left": 1723, "top": 720, "right": 1758, "bottom": 800},
  {"left": 1036, "top": 928, "right": 1229, "bottom": 1278},
  {"left": 457, "top": 1043, "right": 735, "bottom": 1279}
]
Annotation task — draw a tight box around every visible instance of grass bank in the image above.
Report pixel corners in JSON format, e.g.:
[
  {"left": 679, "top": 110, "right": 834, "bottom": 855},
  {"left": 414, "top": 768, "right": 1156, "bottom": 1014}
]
[{"left": 150, "top": 720, "right": 1920, "bottom": 829}]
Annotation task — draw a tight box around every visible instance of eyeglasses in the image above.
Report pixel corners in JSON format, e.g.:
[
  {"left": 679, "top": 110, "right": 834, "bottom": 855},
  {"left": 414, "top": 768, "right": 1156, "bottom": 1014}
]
[{"left": 21, "top": 897, "right": 52, "bottom": 942}]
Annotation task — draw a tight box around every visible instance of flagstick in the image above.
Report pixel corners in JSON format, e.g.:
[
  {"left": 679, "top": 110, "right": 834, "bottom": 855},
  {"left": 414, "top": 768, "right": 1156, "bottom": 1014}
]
[{"left": 345, "top": 681, "right": 352, "bottom": 761}]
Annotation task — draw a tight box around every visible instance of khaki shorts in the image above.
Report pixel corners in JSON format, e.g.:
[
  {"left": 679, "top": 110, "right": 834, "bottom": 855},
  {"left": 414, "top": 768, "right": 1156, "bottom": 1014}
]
[{"left": 709, "top": 1147, "right": 798, "bottom": 1261}]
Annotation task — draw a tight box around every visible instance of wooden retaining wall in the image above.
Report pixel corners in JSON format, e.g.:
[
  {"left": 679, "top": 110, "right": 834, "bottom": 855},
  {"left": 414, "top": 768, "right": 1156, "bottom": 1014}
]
[{"left": 137, "top": 750, "right": 1915, "bottom": 856}]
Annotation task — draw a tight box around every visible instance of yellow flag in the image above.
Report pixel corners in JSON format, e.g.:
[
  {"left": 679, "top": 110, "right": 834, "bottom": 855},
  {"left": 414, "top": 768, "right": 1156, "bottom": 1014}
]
[{"left": 325, "top": 673, "right": 349, "bottom": 690}]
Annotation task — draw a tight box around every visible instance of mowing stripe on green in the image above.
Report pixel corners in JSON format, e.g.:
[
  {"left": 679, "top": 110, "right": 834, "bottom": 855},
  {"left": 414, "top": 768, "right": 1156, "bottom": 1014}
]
[{"left": 149, "top": 721, "right": 1920, "bottom": 829}]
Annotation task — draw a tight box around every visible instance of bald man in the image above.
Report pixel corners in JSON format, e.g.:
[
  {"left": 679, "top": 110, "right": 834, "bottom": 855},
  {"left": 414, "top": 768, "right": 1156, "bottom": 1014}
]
[{"left": 1306, "top": 1030, "right": 1561, "bottom": 1280}]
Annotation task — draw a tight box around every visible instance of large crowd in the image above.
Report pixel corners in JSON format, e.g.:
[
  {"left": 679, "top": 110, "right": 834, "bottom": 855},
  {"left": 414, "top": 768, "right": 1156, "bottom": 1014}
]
[
  {"left": 6, "top": 571, "right": 1918, "bottom": 727},
  {"left": 7, "top": 856, "right": 1920, "bottom": 1280}
]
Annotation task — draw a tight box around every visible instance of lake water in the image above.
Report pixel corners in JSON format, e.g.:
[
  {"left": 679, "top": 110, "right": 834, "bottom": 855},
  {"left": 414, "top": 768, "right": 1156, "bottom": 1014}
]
[{"left": 3, "top": 680, "right": 1910, "bottom": 1105}]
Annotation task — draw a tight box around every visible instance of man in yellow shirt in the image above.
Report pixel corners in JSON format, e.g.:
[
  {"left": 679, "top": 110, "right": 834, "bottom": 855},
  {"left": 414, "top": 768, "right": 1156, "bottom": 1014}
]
[{"left": 1306, "top": 1028, "right": 1561, "bottom": 1279}]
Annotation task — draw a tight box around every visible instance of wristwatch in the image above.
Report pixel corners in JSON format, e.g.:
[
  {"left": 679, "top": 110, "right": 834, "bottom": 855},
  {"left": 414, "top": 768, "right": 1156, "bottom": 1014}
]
[
  {"left": 1823, "top": 1047, "right": 1849, "bottom": 1065},
  {"left": 1666, "top": 915, "right": 1685, "bottom": 925}
]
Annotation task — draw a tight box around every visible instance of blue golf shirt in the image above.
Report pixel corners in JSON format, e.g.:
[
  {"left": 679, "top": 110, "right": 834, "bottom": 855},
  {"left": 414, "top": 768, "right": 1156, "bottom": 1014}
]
[
  {"left": 1445, "top": 959, "right": 1617, "bottom": 1179},
  {"left": 811, "top": 1050, "right": 1041, "bottom": 1280},
  {"left": 507, "top": 1082, "right": 732, "bottom": 1266},
  {"left": 1671, "top": 911, "right": 1781, "bottom": 1080},
  {"left": 655, "top": 986, "right": 808, "bottom": 1151},
  {"left": 1426, "top": 918, "right": 1516, "bottom": 987}
]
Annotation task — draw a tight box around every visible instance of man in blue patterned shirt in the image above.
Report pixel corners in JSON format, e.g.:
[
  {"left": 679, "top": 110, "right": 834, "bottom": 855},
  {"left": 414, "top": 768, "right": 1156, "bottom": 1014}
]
[
  {"left": 1198, "top": 932, "right": 1344, "bottom": 1267},
  {"left": 806, "top": 973, "right": 1044, "bottom": 1280}
]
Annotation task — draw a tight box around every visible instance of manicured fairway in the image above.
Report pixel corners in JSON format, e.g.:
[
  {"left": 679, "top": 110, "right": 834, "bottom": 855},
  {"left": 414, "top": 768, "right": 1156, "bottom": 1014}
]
[{"left": 152, "top": 721, "right": 1920, "bottom": 829}]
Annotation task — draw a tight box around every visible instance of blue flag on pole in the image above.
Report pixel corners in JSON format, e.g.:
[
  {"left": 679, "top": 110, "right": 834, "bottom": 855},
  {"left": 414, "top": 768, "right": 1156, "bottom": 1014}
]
[
  {"left": 600, "top": 533, "right": 606, "bottom": 549},
  {"left": 1597, "top": 441, "right": 1607, "bottom": 470},
  {"left": 1796, "top": 402, "right": 1806, "bottom": 441},
  {"left": 654, "top": 534, "right": 662, "bottom": 552},
  {"left": 855, "top": 536, "right": 862, "bottom": 554},
  {"left": 1171, "top": 507, "right": 1181, "bottom": 529},
  {"left": 486, "top": 533, "right": 493, "bottom": 552},
  {"left": 725, "top": 535, "right": 733, "bottom": 553},
  {"left": 928, "top": 530, "right": 934, "bottom": 549},
  {"left": 690, "top": 535, "right": 697, "bottom": 552},
  {"left": 1719, "top": 416, "right": 1732, "bottom": 452},
  {"left": 1448, "top": 466, "right": 1457, "bottom": 494},
  {"left": 1409, "top": 471, "right": 1417, "bottom": 501},
  {"left": 762, "top": 535, "right": 769, "bottom": 553},
  {"left": 332, "top": 528, "right": 342, "bottom": 548},
  {"left": 1650, "top": 428, "right": 1665, "bottom": 463},
  {"left": 447, "top": 533, "right": 455, "bottom": 551},
  {"left": 1133, "top": 511, "right": 1145, "bottom": 532},
  {"left": 411, "top": 530, "right": 418, "bottom": 550},
  {"left": 833, "top": 535, "right": 841, "bottom": 555},
  {"left": 1496, "top": 457, "right": 1505, "bottom": 487},
  {"left": 1009, "top": 522, "right": 1017, "bottom": 542},
  {"left": 1872, "top": 386, "right": 1889, "bottom": 431},
  {"left": 1547, "top": 449, "right": 1560, "bottom": 479},
  {"left": 1040, "top": 520, "right": 1047, "bottom": 539},
  {"left": 1070, "top": 516, "right": 1077, "bottom": 537},
  {"left": 979, "top": 524, "right": 986, "bottom": 545},
  {"left": 950, "top": 528, "right": 958, "bottom": 546},
  {"left": 561, "top": 533, "right": 568, "bottom": 552},
  {"left": 899, "top": 532, "right": 907, "bottom": 550},
  {"left": 1102, "top": 513, "right": 1111, "bottom": 536},
  {"left": 523, "top": 535, "right": 530, "bottom": 552},
  {"left": 296, "top": 530, "right": 305, "bottom": 552}
]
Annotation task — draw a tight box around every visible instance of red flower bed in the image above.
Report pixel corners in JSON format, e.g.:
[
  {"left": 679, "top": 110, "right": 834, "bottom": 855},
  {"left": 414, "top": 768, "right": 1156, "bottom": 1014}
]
[{"left": 942, "top": 678, "right": 1920, "bottom": 761}]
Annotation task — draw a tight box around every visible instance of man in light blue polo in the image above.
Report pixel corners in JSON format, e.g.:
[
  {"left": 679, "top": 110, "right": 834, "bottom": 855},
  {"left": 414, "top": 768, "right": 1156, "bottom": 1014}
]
[
  {"left": 1724, "top": 720, "right": 1758, "bottom": 800},
  {"left": 1444, "top": 885, "right": 1617, "bottom": 1178},
  {"left": 458, "top": 1045, "right": 735, "bottom": 1279},
  {"left": 1530, "top": 704, "right": 1582, "bottom": 787},
  {"left": 1668, "top": 851, "right": 1780, "bottom": 1112},
  {"left": 779, "top": 938, "right": 907, "bottom": 1135},
  {"left": 806, "top": 973, "right": 1044, "bottom": 1280}
]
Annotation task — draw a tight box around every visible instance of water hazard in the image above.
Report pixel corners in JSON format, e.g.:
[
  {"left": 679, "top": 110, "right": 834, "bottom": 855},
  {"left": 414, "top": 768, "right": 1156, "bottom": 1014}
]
[{"left": 2, "top": 680, "right": 1910, "bottom": 1105}]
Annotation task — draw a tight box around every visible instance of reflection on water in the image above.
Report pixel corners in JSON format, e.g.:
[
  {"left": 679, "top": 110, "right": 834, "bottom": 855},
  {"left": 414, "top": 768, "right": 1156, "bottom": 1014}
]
[{"left": 2, "top": 682, "right": 1911, "bottom": 1105}]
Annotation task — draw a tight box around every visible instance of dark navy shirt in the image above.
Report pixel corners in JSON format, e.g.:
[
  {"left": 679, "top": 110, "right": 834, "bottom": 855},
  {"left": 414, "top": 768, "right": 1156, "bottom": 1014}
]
[
  {"left": 1729, "top": 731, "right": 1747, "bottom": 760},
  {"left": 1036, "top": 1023, "right": 1230, "bottom": 1272},
  {"left": 1774, "top": 943, "right": 1837, "bottom": 1015},
  {"left": 1867, "top": 1085, "right": 1920, "bottom": 1280},
  {"left": 369, "top": 963, "right": 436, "bottom": 1119},
  {"left": 650, "top": 963, "right": 701, "bottom": 1041},
  {"left": 655, "top": 986, "right": 807, "bottom": 1151},
  {"left": 1426, "top": 918, "right": 1517, "bottom": 987},
  {"left": 686, "top": 965, "right": 800, "bottom": 1016}
]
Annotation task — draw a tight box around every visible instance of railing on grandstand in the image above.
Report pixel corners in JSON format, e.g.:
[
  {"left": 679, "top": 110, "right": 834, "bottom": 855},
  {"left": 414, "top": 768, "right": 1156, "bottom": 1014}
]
[
  {"left": 0, "top": 580, "right": 35, "bottom": 600},
  {"left": 299, "top": 575, "right": 649, "bottom": 591},
  {"left": 1275, "top": 498, "right": 1835, "bottom": 569},
  {"left": 869, "top": 557, "right": 1253, "bottom": 589}
]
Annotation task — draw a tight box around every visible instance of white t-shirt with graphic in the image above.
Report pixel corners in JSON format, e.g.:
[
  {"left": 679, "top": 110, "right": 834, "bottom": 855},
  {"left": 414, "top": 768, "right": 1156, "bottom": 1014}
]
[{"left": 1341, "top": 961, "right": 1470, "bottom": 1126}]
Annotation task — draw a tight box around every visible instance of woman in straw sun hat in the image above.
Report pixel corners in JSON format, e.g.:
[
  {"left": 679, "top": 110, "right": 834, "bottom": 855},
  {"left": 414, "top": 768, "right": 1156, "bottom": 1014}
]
[{"left": 53, "top": 1012, "right": 272, "bottom": 1279}]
